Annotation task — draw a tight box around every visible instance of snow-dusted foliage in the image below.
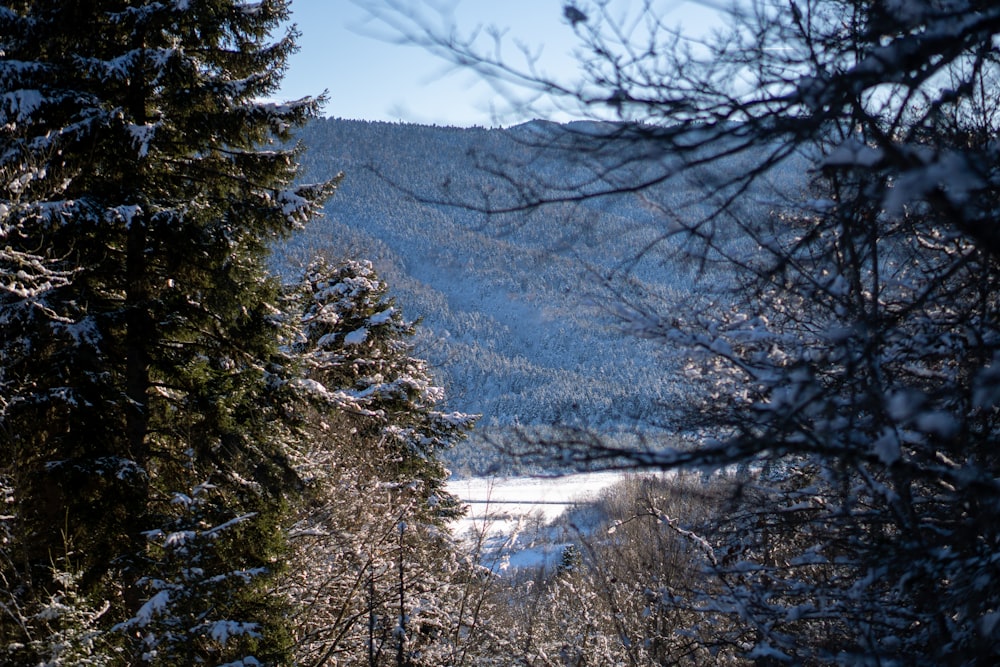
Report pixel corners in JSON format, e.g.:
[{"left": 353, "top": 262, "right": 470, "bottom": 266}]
[
  {"left": 22, "top": 568, "right": 113, "bottom": 667},
  {"left": 0, "top": 1, "right": 333, "bottom": 662},
  {"left": 113, "top": 482, "right": 273, "bottom": 666},
  {"left": 451, "top": 474, "right": 741, "bottom": 666},
  {"left": 564, "top": 1, "right": 1000, "bottom": 663},
  {"left": 279, "top": 257, "right": 480, "bottom": 665},
  {"left": 0, "top": 474, "right": 114, "bottom": 665},
  {"left": 292, "top": 257, "right": 476, "bottom": 508},
  {"left": 287, "top": 118, "right": 707, "bottom": 448},
  {"left": 369, "top": 0, "right": 1000, "bottom": 663}
]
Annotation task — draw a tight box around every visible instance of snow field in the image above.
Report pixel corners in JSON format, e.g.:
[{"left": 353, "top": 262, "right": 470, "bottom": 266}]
[{"left": 446, "top": 471, "right": 629, "bottom": 571}]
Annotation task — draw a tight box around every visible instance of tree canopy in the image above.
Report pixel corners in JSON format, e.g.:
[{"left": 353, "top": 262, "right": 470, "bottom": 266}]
[
  {"left": 0, "top": 1, "right": 334, "bottom": 663},
  {"left": 368, "top": 0, "right": 1000, "bottom": 662}
]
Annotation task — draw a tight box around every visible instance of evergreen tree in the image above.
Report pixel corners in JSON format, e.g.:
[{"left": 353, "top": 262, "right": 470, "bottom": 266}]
[
  {"left": 0, "top": 1, "right": 334, "bottom": 662},
  {"left": 293, "top": 257, "right": 471, "bottom": 523},
  {"left": 280, "top": 257, "right": 477, "bottom": 665}
]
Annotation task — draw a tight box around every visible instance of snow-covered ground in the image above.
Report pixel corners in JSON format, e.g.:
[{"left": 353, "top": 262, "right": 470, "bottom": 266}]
[
  {"left": 448, "top": 471, "right": 625, "bottom": 527},
  {"left": 446, "top": 471, "right": 627, "bottom": 572}
]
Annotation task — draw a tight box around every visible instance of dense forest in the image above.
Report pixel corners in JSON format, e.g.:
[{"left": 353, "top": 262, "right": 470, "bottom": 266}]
[
  {"left": 2, "top": 0, "right": 1000, "bottom": 665},
  {"left": 283, "top": 117, "right": 791, "bottom": 474},
  {"left": 283, "top": 119, "right": 713, "bottom": 434}
]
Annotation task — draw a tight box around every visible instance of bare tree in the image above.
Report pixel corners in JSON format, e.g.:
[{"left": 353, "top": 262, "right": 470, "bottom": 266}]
[{"left": 367, "top": 1, "right": 1000, "bottom": 663}]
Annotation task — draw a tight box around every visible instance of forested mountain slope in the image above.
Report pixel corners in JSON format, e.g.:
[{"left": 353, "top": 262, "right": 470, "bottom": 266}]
[{"left": 280, "top": 118, "right": 792, "bottom": 454}]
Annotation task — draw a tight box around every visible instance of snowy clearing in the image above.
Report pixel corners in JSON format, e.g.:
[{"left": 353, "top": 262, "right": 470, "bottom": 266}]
[{"left": 447, "top": 471, "right": 640, "bottom": 571}]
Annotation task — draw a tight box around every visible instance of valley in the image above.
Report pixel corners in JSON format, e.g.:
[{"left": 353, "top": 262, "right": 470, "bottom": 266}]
[{"left": 282, "top": 118, "right": 795, "bottom": 473}]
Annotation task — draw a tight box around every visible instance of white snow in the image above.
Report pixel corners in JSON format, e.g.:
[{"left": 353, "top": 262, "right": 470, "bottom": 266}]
[
  {"left": 915, "top": 411, "right": 958, "bottom": 438},
  {"left": 369, "top": 308, "right": 393, "bottom": 325},
  {"left": 208, "top": 620, "right": 259, "bottom": 643},
  {"left": 276, "top": 189, "right": 311, "bottom": 227},
  {"left": 108, "top": 204, "right": 143, "bottom": 229},
  {"left": 343, "top": 327, "right": 368, "bottom": 345},
  {"left": 219, "top": 659, "right": 261, "bottom": 667},
  {"left": 163, "top": 530, "right": 195, "bottom": 548},
  {"left": 447, "top": 471, "right": 635, "bottom": 571},
  {"left": 131, "top": 590, "right": 170, "bottom": 627},
  {"left": 884, "top": 151, "right": 985, "bottom": 215},
  {"left": 2, "top": 89, "right": 43, "bottom": 123},
  {"left": 872, "top": 428, "right": 900, "bottom": 466},
  {"left": 126, "top": 123, "right": 158, "bottom": 158},
  {"left": 746, "top": 642, "right": 791, "bottom": 661},
  {"left": 236, "top": 2, "right": 263, "bottom": 15},
  {"left": 449, "top": 471, "right": 624, "bottom": 526}
]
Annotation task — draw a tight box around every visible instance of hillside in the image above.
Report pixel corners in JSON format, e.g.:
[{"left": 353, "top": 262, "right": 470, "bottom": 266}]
[{"left": 279, "top": 118, "right": 793, "bottom": 470}]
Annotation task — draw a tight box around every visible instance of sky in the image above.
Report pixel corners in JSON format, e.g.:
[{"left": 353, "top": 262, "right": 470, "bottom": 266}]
[{"left": 277, "top": 1, "right": 723, "bottom": 127}]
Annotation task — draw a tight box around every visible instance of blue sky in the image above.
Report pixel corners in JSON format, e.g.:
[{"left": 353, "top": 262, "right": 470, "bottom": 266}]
[{"left": 277, "top": 1, "right": 721, "bottom": 127}]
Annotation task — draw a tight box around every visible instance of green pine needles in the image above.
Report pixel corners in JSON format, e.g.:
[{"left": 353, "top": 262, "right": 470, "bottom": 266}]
[{"left": 0, "top": 1, "right": 335, "bottom": 663}]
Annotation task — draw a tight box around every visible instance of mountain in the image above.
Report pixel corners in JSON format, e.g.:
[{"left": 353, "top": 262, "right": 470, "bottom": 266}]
[{"left": 278, "top": 118, "right": 793, "bottom": 472}]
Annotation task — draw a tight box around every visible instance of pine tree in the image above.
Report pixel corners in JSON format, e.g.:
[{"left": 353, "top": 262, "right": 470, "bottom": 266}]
[
  {"left": 280, "top": 257, "right": 477, "bottom": 665},
  {"left": 0, "top": 1, "right": 334, "bottom": 662},
  {"left": 293, "top": 257, "right": 472, "bottom": 523}
]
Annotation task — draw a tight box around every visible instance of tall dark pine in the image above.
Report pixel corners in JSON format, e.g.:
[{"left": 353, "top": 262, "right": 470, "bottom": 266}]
[{"left": 0, "top": 0, "right": 332, "bottom": 662}]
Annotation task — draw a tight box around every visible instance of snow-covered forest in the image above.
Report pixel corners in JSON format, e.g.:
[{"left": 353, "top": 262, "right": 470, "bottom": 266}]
[
  {"left": 2, "top": 0, "right": 1000, "bottom": 665},
  {"left": 282, "top": 117, "right": 763, "bottom": 473}
]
